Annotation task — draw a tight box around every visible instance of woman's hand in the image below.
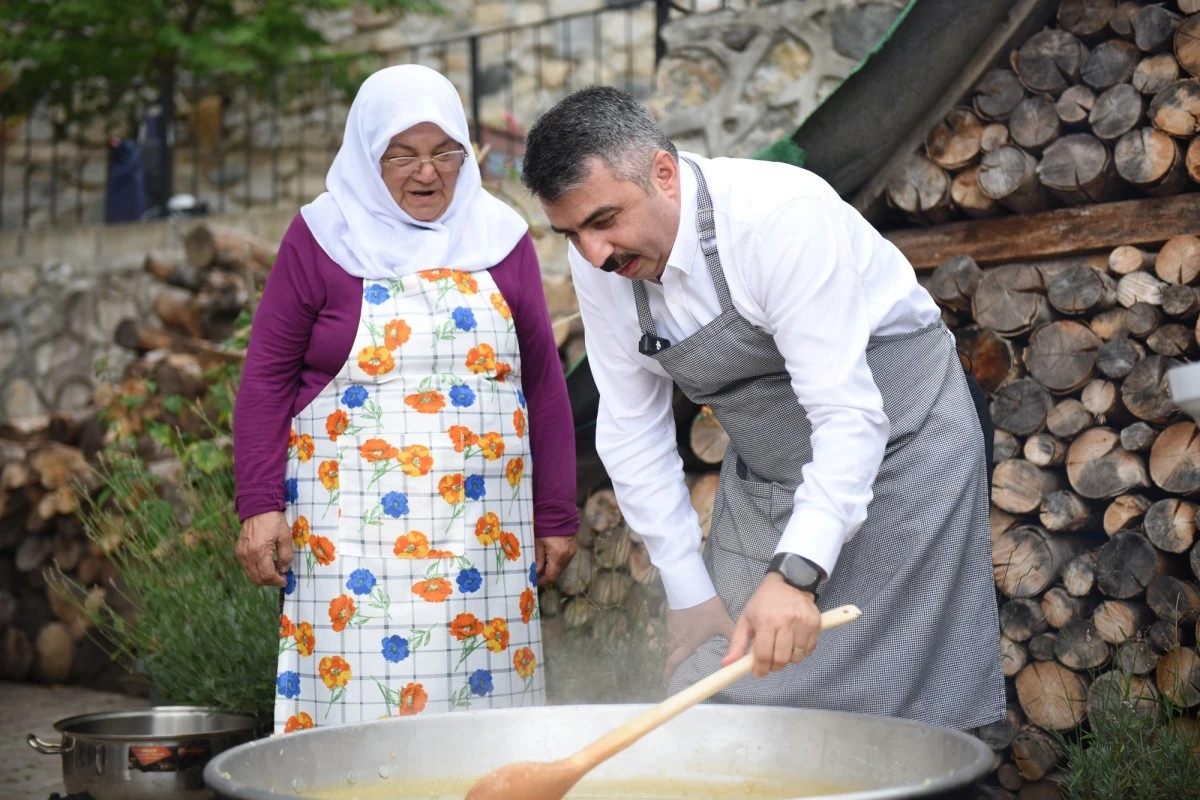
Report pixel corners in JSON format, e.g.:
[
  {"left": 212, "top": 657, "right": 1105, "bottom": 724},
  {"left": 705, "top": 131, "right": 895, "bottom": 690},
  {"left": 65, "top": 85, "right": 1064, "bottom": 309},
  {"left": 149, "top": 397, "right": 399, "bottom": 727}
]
[
  {"left": 236, "top": 511, "right": 292, "bottom": 587},
  {"left": 535, "top": 535, "right": 576, "bottom": 585}
]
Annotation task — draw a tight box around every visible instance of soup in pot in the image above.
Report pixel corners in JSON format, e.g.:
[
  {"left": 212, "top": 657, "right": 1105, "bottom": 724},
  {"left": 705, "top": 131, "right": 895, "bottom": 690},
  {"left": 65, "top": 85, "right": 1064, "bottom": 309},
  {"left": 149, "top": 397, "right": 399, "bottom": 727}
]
[{"left": 308, "top": 774, "right": 850, "bottom": 800}]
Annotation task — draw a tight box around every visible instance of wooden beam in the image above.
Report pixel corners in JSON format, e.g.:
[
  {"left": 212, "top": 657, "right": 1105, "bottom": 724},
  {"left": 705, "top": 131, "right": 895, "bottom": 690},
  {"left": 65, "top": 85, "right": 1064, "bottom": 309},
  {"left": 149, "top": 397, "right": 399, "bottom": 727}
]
[
  {"left": 851, "top": 0, "right": 1060, "bottom": 222},
  {"left": 884, "top": 192, "right": 1200, "bottom": 270}
]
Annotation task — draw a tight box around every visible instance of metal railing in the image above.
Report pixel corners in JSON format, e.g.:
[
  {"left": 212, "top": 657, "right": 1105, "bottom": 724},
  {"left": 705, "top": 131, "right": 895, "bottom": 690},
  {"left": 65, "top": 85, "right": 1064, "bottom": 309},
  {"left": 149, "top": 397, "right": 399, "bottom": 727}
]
[{"left": 1, "top": 0, "right": 753, "bottom": 231}]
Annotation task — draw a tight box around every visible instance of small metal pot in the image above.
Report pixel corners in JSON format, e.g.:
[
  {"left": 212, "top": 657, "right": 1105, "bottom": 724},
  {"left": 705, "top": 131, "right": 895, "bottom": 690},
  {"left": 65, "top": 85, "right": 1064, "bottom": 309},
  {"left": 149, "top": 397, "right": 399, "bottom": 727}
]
[{"left": 28, "top": 706, "right": 264, "bottom": 800}]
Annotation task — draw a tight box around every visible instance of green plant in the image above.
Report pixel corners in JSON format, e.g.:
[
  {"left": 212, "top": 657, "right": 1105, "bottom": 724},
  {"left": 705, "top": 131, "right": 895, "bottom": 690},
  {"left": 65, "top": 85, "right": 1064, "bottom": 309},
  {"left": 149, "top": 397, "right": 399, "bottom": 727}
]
[
  {"left": 1058, "top": 673, "right": 1200, "bottom": 800},
  {"left": 1, "top": 0, "right": 443, "bottom": 121},
  {"left": 57, "top": 322, "right": 279, "bottom": 719}
]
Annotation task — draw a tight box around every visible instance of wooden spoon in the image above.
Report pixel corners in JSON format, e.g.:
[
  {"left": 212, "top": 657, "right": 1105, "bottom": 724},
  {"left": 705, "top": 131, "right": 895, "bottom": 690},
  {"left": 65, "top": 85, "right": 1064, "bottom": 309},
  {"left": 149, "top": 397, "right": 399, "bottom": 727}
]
[{"left": 463, "top": 604, "right": 863, "bottom": 800}]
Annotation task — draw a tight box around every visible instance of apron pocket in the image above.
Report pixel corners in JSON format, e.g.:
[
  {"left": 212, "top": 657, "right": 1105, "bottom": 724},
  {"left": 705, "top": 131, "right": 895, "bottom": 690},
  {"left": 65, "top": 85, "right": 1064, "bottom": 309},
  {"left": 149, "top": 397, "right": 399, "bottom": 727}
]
[
  {"left": 337, "top": 433, "right": 469, "bottom": 560},
  {"left": 711, "top": 471, "right": 795, "bottom": 565}
]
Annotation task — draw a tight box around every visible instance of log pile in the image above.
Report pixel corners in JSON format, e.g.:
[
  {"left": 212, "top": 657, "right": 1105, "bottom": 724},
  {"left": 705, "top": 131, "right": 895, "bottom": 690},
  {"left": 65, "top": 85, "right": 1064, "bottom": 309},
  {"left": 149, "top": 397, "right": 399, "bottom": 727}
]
[{"left": 886, "top": 0, "right": 1200, "bottom": 228}]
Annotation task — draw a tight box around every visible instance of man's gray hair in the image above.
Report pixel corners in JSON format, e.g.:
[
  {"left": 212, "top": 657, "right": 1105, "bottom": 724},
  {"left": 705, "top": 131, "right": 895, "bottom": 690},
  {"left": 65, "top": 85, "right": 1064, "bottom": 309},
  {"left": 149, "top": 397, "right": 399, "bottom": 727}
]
[{"left": 521, "top": 86, "right": 678, "bottom": 202}]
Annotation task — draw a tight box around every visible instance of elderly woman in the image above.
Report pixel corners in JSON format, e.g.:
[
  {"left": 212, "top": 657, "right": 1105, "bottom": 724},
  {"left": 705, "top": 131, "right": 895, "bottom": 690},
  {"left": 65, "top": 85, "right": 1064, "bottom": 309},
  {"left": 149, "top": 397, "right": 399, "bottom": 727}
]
[{"left": 233, "top": 65, "right": 578, "bottom": 733}]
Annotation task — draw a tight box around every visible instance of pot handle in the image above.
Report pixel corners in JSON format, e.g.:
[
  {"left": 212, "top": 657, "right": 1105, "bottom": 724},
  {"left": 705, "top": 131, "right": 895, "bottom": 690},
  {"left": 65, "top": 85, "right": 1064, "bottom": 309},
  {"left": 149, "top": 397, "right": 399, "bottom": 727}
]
[{"left": 26, "top": 734, "right": 64, "bottom": 755}]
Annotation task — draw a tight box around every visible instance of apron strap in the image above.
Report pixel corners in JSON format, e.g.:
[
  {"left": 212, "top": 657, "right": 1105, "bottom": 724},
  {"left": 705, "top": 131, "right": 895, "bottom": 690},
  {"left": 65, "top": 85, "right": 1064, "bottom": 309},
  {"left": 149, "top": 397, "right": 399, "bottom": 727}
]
[
  {"left": 682, "top": 156, "right": 734, "bottom": 314},
  {"left": 631, "top": 156, "right": 735, "bottom": 356}
]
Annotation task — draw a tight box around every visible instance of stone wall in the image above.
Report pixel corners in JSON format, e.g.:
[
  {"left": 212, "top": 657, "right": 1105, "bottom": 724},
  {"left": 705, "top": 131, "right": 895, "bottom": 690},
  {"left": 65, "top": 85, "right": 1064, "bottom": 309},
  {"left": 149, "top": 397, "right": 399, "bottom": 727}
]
[{"left": 0, "top": 0, "right": 901, "bottom": 422}]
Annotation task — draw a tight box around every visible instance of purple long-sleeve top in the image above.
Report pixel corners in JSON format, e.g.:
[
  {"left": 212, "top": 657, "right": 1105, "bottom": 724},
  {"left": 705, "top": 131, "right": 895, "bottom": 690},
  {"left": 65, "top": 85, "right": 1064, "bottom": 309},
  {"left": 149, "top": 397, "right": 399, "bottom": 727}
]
[{"left": 233, "top": 214, "right": 579, "bottom": 538}]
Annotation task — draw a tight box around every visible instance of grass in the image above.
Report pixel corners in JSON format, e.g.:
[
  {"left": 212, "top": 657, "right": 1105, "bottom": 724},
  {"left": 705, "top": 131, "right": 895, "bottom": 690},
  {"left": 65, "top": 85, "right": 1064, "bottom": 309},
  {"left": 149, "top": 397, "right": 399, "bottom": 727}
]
[{"left": 1058, "top": 672, "right": 1200, "bottom": 800}]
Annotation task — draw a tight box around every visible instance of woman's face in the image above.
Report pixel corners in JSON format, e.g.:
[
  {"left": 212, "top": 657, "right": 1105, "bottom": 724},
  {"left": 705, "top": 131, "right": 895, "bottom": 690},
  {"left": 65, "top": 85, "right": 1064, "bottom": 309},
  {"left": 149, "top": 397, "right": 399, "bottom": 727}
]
[{"left": 380, "top": 122, "right": 466, "bottom": 222}]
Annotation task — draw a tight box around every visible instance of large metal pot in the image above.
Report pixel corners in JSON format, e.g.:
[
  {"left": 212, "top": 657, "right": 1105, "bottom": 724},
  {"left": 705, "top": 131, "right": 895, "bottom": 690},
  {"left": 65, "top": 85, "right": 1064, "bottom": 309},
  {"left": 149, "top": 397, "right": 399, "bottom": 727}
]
[
  {"left": 204, "top": 705, "right": 994, "bottom": 800},
  {"left": 27, "top": 706, "right": 263, "bottom": 800}
]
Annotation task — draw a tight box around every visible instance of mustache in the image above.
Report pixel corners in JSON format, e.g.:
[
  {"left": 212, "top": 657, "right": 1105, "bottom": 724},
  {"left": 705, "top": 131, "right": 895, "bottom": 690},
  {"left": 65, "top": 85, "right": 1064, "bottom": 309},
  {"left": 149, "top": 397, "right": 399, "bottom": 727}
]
[{"left": 601, "top": 252, "right": 638, "bottom": 273}]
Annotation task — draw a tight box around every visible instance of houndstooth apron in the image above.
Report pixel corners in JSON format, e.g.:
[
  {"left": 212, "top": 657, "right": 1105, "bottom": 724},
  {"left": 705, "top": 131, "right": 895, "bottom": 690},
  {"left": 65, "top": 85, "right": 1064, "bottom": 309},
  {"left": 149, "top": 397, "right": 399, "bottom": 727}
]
[
  {"left": 273, "top": 267, "right": 543, "bottom": 735},
  {"left": 646, "top": 159, "right": 1005, "bottom": 730}
]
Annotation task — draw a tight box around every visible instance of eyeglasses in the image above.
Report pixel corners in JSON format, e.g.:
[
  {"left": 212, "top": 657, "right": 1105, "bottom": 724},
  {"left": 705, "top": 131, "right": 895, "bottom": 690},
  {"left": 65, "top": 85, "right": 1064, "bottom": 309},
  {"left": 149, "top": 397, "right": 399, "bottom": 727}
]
[{"left": 380, "top": 150, "right": 467, "bottom": 176}]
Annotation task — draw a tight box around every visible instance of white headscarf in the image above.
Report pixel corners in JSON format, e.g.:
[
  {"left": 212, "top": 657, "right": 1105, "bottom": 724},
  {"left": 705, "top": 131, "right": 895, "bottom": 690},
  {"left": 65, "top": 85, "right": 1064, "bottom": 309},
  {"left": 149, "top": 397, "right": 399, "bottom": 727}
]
[{"left": 301, "top": 65, "right": 528, "bottom": 279}]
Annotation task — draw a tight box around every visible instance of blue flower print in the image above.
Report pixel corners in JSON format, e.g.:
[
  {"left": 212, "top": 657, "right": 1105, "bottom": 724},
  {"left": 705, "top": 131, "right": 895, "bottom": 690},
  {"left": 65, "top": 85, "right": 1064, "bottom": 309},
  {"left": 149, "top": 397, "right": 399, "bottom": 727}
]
[
  {"left": 457, "top": 567, "right": 482, "bottom": 594},
  {"left": 529, "top": 562, "right": 538, "bottom": 586},
  {"left": 346, "top": 568, "right": 377, "bottom": 596},
  {"left": 469, "top": 669, "right": 494, "bottom": 697},
  {"left": 284, "top": 570, "right": 297, "bottom": 595},
  {"left": 342, "top": 385, "right": 369, "bottom": 409},
  {"left": 464, "top": 474, "right": 486, "bottom": 501},
  {"left": 284, "top": 478, "right": 299, "bottom": 505},
  {"left": 449, "top": 384, "right": 475, "bottom": 408},
  {"left": 381, "top": 492, "right": 409, "bottom": 518},
  {"left": 276, "top": 671, "right": 301, "bottom": 699},
  {"left": 364, "top": 284, "right": 390, "bottom": 305},
  {"left": 381, "top": 635, "right": 410, "bottom": 664},
  {"left": 517, "top": 390, "right": 527, "bottom": 408},
  {"left": 452, "top": 307, "right": 477, "bottom": 332}
]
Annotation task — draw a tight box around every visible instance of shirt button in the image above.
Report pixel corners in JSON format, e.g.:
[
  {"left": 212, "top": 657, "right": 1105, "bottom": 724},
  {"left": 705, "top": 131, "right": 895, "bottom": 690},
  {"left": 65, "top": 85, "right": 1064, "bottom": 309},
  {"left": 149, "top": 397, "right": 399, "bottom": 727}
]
[{"left": 668, "top": 291, "right": 681, "bottom": 304}]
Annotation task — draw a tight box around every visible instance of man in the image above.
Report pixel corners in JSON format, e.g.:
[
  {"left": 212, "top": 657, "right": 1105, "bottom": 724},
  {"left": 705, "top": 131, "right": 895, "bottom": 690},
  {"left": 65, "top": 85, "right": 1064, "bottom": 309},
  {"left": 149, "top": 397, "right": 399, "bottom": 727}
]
[{"left": 521, "top": 86, "right": 1004, "bottom": 730}]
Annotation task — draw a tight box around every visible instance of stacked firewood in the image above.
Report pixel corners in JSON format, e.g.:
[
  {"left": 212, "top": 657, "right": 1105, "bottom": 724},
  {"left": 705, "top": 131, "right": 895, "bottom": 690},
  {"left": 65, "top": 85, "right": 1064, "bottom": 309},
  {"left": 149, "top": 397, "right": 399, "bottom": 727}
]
[
  {"left": 0, "top": 412, "right": 121, "bottom": 687},
  {"left": 930, "top": 240, "right": 1200, "bottom": 797},
  {"left": 887, "top": 0, "right": 1200, "bottom": 226}
]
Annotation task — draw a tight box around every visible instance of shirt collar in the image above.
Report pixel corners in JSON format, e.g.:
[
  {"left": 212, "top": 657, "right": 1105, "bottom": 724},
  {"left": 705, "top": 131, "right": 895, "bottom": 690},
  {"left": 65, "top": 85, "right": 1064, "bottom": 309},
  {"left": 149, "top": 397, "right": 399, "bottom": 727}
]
[{"left": 664, "top": 154, "right": 700, "bottom": 276}]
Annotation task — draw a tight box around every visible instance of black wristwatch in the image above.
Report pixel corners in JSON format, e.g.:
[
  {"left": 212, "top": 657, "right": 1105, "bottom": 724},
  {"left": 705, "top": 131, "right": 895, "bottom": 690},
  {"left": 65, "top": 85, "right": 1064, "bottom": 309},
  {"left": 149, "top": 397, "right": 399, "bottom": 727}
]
[{"left": 767, "top": 552, "right": 823, "bottom": 596}]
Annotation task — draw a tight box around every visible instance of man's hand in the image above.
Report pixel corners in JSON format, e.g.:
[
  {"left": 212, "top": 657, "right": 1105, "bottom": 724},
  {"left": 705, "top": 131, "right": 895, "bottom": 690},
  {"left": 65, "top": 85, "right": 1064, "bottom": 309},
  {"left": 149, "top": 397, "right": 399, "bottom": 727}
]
[
  {"left": 535, "top": 535, "right": 577, "bottom": 585},
  {"left": 663, "top": 595, "right": 736, "bottom": 685},
  {"left": 236, "top": 511, "right": 292, "bottom": 588},
  {"left": 721, "top": 572, "right": 820, "bottom": 678}
]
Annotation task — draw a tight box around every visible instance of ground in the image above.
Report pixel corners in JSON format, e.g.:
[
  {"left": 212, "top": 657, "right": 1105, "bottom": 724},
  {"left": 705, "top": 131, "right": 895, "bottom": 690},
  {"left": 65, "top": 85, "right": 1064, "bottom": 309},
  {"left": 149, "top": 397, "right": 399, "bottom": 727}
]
[{"left": 0, "top": 681, "right": 150, "bottom": 800}]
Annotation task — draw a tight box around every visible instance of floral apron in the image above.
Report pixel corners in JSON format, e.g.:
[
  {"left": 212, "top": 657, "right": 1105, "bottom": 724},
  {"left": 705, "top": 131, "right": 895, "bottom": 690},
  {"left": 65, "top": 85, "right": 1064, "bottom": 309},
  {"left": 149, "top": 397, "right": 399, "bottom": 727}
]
[{"left": 273, "top": 268, "right": 543, "bottom": 734}]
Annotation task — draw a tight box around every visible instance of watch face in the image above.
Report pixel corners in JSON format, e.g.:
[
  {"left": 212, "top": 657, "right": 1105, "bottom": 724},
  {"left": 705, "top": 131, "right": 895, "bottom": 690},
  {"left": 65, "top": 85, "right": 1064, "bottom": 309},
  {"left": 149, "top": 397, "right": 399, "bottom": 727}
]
[{"left": 782, "top": 554, "right": 820, "bottom": 591}]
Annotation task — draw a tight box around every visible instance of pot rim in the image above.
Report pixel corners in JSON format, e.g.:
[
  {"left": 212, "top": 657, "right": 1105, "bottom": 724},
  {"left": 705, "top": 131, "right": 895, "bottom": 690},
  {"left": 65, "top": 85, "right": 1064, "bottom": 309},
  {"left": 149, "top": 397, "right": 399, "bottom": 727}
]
[
  {"left": 203, "top": 704, "right": 996, "bottom": 800},
  {"left": 50, "top": 705, "right": 264, "bottom": 743}
]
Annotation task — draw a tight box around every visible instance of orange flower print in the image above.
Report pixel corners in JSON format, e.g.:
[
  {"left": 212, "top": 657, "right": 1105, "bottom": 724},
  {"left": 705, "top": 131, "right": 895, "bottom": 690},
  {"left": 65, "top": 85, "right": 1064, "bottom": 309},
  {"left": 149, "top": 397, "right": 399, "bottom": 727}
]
[
  {"left": 490, "top": 292, "right": 512, "bottom": 320},
  {"left": 405, "top": 391, "right": 446, "bottom": 414},
  {"left": 475, "top": 512, "right": 501, "bottom": 546},
  {"left": 393, "top": 531, "right": 431, "bottom": 559},
  {"left": 295, "top": 622, "right": 316, "bottom": 656},
  {"left": 360, "top": 438, "right": 399, "bottom": 462},
  {"left": 419, "top": 268, "right": 452, "bottom": 281},
  {"left": 279, "top": 614, "right": 296, "bottom": 638},
  {"left": 311, "top": 535, "right": 336, "bottom": 566},
  {"left": 449, "top": 425, "right": 479, "bottom": 453},
  {"left": 428, "top": 549, "right": 457, "bottom": 559},
  {"left": 452, "top": 271, "right": 479, "bottom": 294},
  {"left": 494, "top": 362, "right": 512, "bottom": 382},
  {"left": 506, "top": 457, "right": 524, "bottom": 489},
  {"left": 398, "top": 444, "right": 434, "bottom": 477},
  {"left": 288, "top": 429, "right": 299, "bottom": 449},
  {"left": 520, "top": 588, "right": 535, "bottom": 625},
  {"left": 483, "top": 617, "right": 510, "bottom": 653},
  {"left": 291, "top": 516, "right": 311, "bottom": 549},
  {"left": 514, "top": 646, "right": 537, "bottom": 680},
  {"left": 500, "top": 531, "right": 521, "bottom": 562},
  {"left": 326, "top": 410, "right": 349, "bottom": 442},
  {"left": 439, "top": 473, "right": 465, "bottom": 505},
  {"left": 284, "top": 712, "right": 314, "bottom": 733},
  {"left": 479, "top": 432, "right": 505, "bottom": 461},
  {"left": 318, "top": 460, "right": 339, "bottom": 491},
  {"left": 412, "top": 577, "right": 453, "bottom": 603},
  {"left": 329, "top": 595, "right": 356, "bottom": 632},
  {"left": 296, "top": 434, "right": 315, "bottom": 462},
  {"left": 513, "top": 409, "right": 526, "bottom": 439},
  {"left": 466, "top": 343, "right": 498, "bottom": 374},
  {"left": 399, "top": 682, "right": 428, "bottom": 716},
  {"left": 449, "top": 612, "right": 484, "bottom": 641},
  {"left": 357, "top": 344, "right": 395, "bottom": 377},
  {"left": 319, "top": 655, "right": 352, "bottom": 690},
  {"left": 384, "top": 319, "right": 412, "bottom": 349}
]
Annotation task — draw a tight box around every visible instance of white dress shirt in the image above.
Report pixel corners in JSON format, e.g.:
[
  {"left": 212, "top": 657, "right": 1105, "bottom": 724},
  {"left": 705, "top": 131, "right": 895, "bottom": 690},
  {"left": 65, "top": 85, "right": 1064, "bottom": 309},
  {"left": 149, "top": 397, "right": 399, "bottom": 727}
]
[{"left": 569, "top": 153, "right": 943, "bottom": 610}]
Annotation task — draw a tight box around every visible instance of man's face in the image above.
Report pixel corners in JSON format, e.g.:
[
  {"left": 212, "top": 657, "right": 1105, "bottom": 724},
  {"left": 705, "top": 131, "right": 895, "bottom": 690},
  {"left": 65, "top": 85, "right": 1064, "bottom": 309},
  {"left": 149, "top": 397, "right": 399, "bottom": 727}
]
[{"left": 540, "top": 153, "right": 681, "bottom": 282}]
